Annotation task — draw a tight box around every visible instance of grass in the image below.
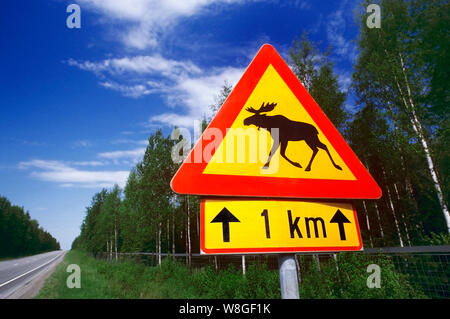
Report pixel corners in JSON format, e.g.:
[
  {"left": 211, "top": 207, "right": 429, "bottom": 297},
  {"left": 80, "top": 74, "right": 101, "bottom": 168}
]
[
  {"left": 35, "top": 250, "right": 280, "bottom": 299},
  {"left": 36, "top": 250, "right": 114, "bottom": 298},
  {"left": 36, "top": 250, "right": 426, "bottom": 299}
]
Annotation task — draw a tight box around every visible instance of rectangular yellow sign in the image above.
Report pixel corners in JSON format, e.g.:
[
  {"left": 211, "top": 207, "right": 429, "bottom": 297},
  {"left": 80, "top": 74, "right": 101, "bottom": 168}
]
[{"left": 201, "top": 199, "right": 363, "bottom": 254}]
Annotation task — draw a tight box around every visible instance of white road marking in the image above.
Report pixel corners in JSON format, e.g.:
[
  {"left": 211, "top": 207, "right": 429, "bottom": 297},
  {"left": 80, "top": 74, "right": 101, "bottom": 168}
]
[{"left": 0, "top": 253, "right": 63, "bottom": 289}]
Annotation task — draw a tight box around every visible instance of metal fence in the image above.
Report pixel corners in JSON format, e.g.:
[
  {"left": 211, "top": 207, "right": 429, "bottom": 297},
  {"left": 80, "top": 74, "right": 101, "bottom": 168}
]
[
  {"left": 96, "top": 245, "right": 450, "bottom": 299},
  {"left": 362, "top": 246, "right": 450, "bottom": 299}
]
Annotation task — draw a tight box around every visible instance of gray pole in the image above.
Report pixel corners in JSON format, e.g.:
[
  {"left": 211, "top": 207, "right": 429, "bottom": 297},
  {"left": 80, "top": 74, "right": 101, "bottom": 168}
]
[{"left": 278, "top": 254, "right": 300, "bottom": 299}]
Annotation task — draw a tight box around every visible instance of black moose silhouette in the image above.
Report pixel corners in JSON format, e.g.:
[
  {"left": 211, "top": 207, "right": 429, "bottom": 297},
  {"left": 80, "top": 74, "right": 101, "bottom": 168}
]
[{"left": 243, "top": 102, "right": 343, "bottom": 172}]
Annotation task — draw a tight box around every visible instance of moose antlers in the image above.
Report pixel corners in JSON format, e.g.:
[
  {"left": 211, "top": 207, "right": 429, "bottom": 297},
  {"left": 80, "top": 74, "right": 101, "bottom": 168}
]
[{"left": 246, "top": 102, "right": 277, "bottom": 114}]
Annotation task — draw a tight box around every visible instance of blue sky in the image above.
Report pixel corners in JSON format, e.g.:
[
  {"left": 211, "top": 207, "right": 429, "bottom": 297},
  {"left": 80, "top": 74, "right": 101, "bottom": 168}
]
[{"left": 0, "top": 0, "right": 363, "bottom": 250}]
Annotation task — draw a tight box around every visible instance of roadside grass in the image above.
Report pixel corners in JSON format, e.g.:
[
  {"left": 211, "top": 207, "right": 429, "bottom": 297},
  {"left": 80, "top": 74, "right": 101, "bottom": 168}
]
[
  {"left": 35, "top": 250, "right": 113, "bottom": 298},
  {"left": 35, "top": 250, "right": 280, "bottom": 299},
  {"left": 36, "top": 250, "right": 425, "bottom": 299}
]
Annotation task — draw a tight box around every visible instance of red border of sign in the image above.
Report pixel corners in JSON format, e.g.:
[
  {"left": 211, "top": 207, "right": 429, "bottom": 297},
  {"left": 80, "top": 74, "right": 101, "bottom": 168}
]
[
  {"left": 200, "top": 198, "right": 363, "bottom": 254},
  {"left": 171, "top": 44, "right": 382, "bottom": 199}
]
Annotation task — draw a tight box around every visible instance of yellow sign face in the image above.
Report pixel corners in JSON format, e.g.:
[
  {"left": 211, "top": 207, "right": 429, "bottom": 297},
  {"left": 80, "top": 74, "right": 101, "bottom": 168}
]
[
  {"left": 202, "top": 64, "right": 356, "bottom": 181},
  {"left": 201, "top": 198, "right": 363, "bottom": 254}
]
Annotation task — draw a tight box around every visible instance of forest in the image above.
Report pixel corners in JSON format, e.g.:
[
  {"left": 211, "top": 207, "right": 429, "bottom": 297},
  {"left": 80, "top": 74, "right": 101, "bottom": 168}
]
[
  {"left": 0, "top": 195, "right": 61, "bottom": 258},
  {"left": 72, "top": 0, "right": 449, "bottom": 261}
]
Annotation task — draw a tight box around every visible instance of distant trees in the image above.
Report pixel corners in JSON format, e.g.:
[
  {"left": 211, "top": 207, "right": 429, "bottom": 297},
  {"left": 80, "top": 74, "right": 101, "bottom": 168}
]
[
  {"left": 73, "top": 130, "right": 188, "bottom": 264},
  {"left": 0, "top": 195, "right": 60, "bottom": 258}
]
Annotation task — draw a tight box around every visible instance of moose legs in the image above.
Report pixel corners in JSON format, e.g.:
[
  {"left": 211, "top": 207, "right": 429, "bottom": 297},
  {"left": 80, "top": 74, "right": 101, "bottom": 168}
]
[
  {"left": 262, "top": 134, "right": 342, "bottom": 171},
  {"left": 263, "top": 140, "right": 302, "bottom": 169},
  {"left": 263, "top": 139, "right": 279, "bottom": 169},
  {"left": 305, "top": 137, "right": 342, "bottom": 171},
  {"left": 280, "top": 141, "right": 302, "bottom": 168}
]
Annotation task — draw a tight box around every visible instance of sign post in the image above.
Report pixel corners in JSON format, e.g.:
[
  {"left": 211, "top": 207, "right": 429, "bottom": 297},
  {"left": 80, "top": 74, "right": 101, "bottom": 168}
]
[
  {"left": 170, "top": 44, "right": 381, "bottom": 299},
  {"left": 278, "top": 254, "right": 300, "bottom": 299}
]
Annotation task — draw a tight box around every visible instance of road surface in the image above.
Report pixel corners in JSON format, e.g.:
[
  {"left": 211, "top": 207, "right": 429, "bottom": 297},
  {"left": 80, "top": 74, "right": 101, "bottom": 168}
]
[{"left": 0, "top": 250, "right": 66, "bottom": 299}]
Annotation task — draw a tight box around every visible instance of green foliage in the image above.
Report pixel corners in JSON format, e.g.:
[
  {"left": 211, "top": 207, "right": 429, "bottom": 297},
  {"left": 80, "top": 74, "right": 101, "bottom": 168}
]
[
  {"left": 0, "top": 194, "right": 60, "bottom": 258},
  {"left": 39, "top": 251, "right": 428, "bottom": 299},
  {"left": 209, "top": 81, "right": 233, "bottom": 120},
  {"left": 420, "top": 232, "right": 450, "bottom": 245},
  {"left": 74, "top": 130, "right": 182, "bottom": 256},
  {"left": 289, "top": 33, "right": 348, "bottom": 130},
  {"left": 298, "top": 253, "right": 426, "bottom": 299},
  {"left": 38, "top": 251, "right": 280, "bottom": 299},
  {"left": 350, "top": 0, "right": 450, "bottom": 242}
]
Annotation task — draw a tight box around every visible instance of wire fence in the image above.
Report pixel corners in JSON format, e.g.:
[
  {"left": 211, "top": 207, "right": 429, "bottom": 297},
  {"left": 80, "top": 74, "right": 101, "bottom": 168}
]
[{"left": 95, "top": 245, "right": 450, "bottom": 299}]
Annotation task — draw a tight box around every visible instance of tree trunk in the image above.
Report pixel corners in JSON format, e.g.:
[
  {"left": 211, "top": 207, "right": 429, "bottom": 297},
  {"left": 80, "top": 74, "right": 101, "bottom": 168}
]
[
  {"left": 158, "top": 221, "right": 162, "bottom": 265},
  {"left": 393, "top": 182, "right": 412, "bottom": 246},
  {"left": 187, "top": 196, "right": 192, "bottom": 269},
  {"left": 381, "top": 166, "right": 404, "bottom": 247},
  {"left": 172, "top": 211, "right": 176, "bottom": 257},
  {"left": 155, "top": 230, "right": 159, "bottom": 265},
  {"left": 362, "top": 201, "right": 374, "bottom": 248},
  {"left": 314, "top": 254, "right": 321, "bottom": 272},
  {"left": 364, "top": 159, "right": 385, "bottom": 242},
  {"left": 197, "top": 210, "right": 200, "bottom": 238},
  {"left": 385, "top": 46, "right": 450, "bottom": 232},
  {"left": 114, "top": 219, "right": 118, "bottom": 261},
  {"left": 167, "top": 218, "right": 170, "bottom": 256}
]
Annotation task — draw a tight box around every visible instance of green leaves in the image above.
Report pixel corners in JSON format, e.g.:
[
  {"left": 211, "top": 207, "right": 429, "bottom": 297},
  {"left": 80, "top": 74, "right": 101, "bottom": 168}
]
[{"left": 289, "top": 33, "right": 348, "bottom": 131}]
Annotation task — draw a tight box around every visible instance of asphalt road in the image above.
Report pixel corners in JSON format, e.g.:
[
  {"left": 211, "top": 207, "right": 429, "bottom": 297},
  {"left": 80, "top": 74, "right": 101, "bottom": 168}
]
[{"left": 0, "top": 250, "right": 65, "bottom": 298}]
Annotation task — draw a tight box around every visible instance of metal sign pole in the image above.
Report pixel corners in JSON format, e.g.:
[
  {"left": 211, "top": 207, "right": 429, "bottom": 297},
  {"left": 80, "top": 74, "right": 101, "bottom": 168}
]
[{"left": 278, "top": 254, "right": 300, "bottom": 299}]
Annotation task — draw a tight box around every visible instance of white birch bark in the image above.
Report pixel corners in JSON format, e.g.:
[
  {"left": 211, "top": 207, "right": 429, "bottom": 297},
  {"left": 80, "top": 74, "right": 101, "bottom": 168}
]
[
  {"left": 364, "top": 159, "right": 385, "bottom": 240},
  {"left": 384, "top": 45, "right": 450, "bottom": 232},
  {"left": 158, "top": 221, "right": 162, "bottom": 265},
  {"left": 114, "top": 220, "right": 118, "bottom": 261},
  {"left": 381, "top": 167, "right": 404, "bottom": 247},
  {"left": 398, "top": 53, "right": 450, "bottom": 232},
  {"left": 393, "top": 182, "right": 412, "bottom": 246},
  {"left": 172, "top": 211, "right": 176, "bottom": 256},
  {"left": 362, "top": 200, "right": 374, "bottom": 248},
  {"left": 187, "top": 196, "right": 192, "bottom": 268}
]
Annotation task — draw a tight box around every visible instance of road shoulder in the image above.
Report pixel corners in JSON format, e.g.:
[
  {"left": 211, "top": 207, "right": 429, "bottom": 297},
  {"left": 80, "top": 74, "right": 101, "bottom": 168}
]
[{"left": 6, "top": 251, "right": 67, "bottom": 299}]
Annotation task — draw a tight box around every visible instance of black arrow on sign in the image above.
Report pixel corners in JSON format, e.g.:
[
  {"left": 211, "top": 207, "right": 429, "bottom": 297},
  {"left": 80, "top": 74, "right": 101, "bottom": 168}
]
[
  {"left": 211, "top": 207, "right": 240, "bottom": 242},
  {"left": 330, "top": 209, "right": 351, "bottom": 240}
]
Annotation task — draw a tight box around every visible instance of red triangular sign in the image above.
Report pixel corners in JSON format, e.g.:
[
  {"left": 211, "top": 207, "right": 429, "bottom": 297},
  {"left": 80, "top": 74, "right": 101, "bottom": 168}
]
[{"left": 171, "top": 44, "right": 382, "bottom": 199}]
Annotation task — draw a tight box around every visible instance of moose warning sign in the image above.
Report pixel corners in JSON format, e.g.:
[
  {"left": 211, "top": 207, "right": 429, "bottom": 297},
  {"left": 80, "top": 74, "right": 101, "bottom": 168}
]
[
  {"left": 171, "top": 44, "right": 381, "bottom": 199},
  {"left": 201, "top": 198, "right": 363, "bottom": 254},
  {"left": 202, "top": 65, "right": 353, "bottom": 180}
]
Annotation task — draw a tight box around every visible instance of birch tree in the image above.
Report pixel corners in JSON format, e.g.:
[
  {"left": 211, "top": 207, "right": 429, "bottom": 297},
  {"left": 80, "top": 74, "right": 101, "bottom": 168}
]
[{"left": 354, "top": 0, "right": 449, "bottom": 232}]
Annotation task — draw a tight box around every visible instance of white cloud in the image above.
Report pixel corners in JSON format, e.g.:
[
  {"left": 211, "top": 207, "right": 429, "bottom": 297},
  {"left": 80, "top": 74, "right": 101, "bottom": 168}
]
[
  {"left": 111, "top": 139, "right": 148, "bottom": 146},
  {"left": 18, "top": 160, "right": 129, "bottom": 188},
  {"left": 68, "top": 55, "right": 201, "bottom": 78},
  {"left": 326, "top": 1, "right": 358, "bottom": 62},
  {"left": 150, "top": 66, "right": 244, "bottom": 127},
  {"left": 72, "top": 140, "right": 93, "bottom": 148},
  {"left": 99, "top": 81, "right": 156, "bottom": 98},
  {"left": 76, "top": 0, "right": 248, "bottom": 49},
  {"left": 72, "top": 161, "right": 106, "bottom": 167},
  {"left": 70, "top": 53, "right": 245, "bottom": 126},
  {"left": 293, "top": 0, "right": 311, "bottom": 10},
  {"left": 98, "top": 147, "right": 146, "bottom": 161}
]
